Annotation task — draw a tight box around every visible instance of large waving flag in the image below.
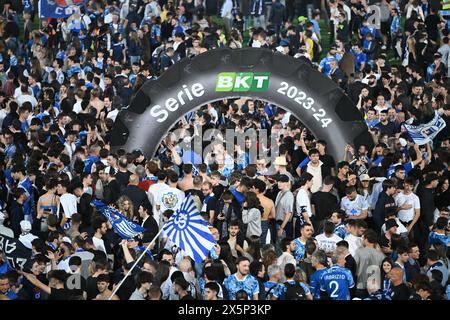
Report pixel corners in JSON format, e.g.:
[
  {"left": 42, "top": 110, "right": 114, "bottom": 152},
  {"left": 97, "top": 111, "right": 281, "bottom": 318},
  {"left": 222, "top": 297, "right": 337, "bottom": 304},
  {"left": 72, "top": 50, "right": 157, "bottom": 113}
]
[
  {"left": 91, "top": 200, "right": 145, "bottom": 240},
  {"left": 39, "top": 0, "right": 87, "bottom": 19},
  {"left": 403, "top": 111, "right": 446, "bottom": 145},
  {"left": 163, "top": 194, "right": 216, "bottom": 263}
]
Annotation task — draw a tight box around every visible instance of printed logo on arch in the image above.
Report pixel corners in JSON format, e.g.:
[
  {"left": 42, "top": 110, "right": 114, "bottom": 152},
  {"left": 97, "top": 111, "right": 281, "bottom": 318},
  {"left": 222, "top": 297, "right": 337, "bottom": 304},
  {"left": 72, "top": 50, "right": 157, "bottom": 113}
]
[{"left": 215, "top": 72, "right": 270, "bottom": 92}]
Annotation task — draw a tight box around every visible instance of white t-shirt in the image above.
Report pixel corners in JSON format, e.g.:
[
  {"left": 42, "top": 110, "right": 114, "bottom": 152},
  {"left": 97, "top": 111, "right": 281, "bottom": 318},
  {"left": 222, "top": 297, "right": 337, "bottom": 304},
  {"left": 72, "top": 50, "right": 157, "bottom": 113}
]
[
  {"left": 19, "top": 233, "right": 38, "bottom": 249},
  {"left": 395, "top": 192, "right": 420, "bottom": 222},
  {"left": 148, "top": 182, "right": 170, "bottom": 223},
  {"left": 59, "top": 193, "right": 78, "bottom": 219},
  {"left": 344, "top": 233, "right": 362, "bottom": 257},
  {"left": 157, "top": 186, "right": 185, "bottom": 214},
  {"left": 92, "top": 236, "right": 106, "bottom": 253},
  {"left": 341, "top": 194, "right": 368, "bottom": 217},
  {"left": 296, "top": 189, "right": 312, "bottom": 217},
  {"left": 316, "top": 233, "right": 343, "bottom": 254},
  {"left": 73, "top": 100, "right": 82, "bottom": 114}
]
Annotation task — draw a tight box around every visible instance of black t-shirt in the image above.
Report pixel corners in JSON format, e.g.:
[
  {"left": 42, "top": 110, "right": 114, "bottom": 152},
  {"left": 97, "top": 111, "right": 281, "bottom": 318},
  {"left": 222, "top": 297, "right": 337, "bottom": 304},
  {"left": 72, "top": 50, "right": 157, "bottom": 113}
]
[
  {"left": 67, "top": 274, "right": 87, "bottom": 298},
  {"left": 19, "top": 274, "right": 48, "bottom": 300},
  {"left": 345, "top": 255, "right": 358, "bottom": 284},
  {"left": 213, "top": 184, "right": 225, "bottom": 199},
  {"left": 86, "top": 276, "right": 99, "bottom": 300},
  {"left": 417, "top": 186, "right": 435, "bottom": 227},
  {"left": 49, "top": 288, "right": 73, "bottom": 300},
  {"left": 375, "top": 120, "right": 397, "bottom": 136},
  {"left": 425, "top": 14, "right": 440, "bottom": 41},
  {"left": 180, "top": 294, "right": 195, "bottom": 300},
  {"left": 391, "top": 283, "right": 410, "bottom": 300},
  {"left": 373, "top": 192, "right": 396, "bottom": 223},
  {"left": 205, "top": 196, "right": 218, "bottom": 215},
  {"left": 116, "top": 170, "right": 132, "bottom": 192},
  {"left": 320, "top": 154, "right": 336, "bottom": 178},
  {"left": 310, "top": 191, "right": 339, "bottom": 221},
  {"left": 334, "top": 178, "right": 348, "bottom": 199},
  {"left": 379, "top": 233, "right": 391, "bottom": 250}
]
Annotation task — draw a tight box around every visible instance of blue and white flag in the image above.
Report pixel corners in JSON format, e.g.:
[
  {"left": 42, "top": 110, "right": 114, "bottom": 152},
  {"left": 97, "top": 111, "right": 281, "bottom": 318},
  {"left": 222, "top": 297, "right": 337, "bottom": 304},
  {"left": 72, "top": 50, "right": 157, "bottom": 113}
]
[
  {"left": 403, "top": 112, "right": 447, "bottom": 146},
  {"left": 39, "top": 0, "right": 87, "bottom": 19},
  {"left": 163, "top": 194, "right": 216, "bottom": 263},
  {"left": 91, "top": 200, "right": 145, "bottom": 240}
]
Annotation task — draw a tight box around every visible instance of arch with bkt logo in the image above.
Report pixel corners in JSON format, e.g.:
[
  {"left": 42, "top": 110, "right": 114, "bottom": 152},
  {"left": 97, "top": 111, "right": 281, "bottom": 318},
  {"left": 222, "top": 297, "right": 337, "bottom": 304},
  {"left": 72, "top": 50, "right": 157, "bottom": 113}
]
[{"left": 216, "top": 72, "right": 270, "bottom": 92}]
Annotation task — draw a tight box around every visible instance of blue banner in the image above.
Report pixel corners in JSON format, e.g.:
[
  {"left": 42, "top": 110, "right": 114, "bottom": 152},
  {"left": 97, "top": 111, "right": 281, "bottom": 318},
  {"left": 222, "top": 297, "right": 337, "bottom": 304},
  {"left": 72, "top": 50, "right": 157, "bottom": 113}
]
[
  {"left": 403, "top": 112, "right": 447, "bottom": 145},
  {"left": 39, "top": 0, "right": 86, "bottom": 19},
  {"left": 91, "top": 200, "right": 145, "bottom": 240}
]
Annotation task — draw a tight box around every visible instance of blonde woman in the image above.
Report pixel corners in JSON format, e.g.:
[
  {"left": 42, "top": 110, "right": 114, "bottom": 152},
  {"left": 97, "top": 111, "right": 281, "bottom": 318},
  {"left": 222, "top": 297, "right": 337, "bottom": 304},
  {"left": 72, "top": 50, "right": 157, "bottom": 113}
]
[{"left": 116, "top": 196, "right": 137, "bottom": 222}]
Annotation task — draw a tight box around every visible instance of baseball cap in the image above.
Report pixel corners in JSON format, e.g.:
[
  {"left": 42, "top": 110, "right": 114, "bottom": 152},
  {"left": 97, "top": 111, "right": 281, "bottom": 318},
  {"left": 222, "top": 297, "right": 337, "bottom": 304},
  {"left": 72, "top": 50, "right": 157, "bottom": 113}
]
[
  {"left": 275, "top": 174, "right": 290, "bottom": 183},
  {"left": 298, "top": 16, "right": 308, "bottom": 23},
  {"left": 360, "top": 174, "right": 372, "bottom": 181},
  {"left": 62, "top": 237, "right": 72, "bottom": 244},
  {"left": 385, "top": 219, "right": 398, "bottom": 230},
  {"left": 20, "top": 220, "right": 32, "bottom": 232}
]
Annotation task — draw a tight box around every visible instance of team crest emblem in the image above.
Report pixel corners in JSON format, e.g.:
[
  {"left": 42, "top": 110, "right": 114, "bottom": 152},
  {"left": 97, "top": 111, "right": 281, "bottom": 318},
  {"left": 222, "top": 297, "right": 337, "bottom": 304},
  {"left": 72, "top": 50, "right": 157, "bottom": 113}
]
[{"left": 163, "top": 192, "right": 178, "bottom": 209}]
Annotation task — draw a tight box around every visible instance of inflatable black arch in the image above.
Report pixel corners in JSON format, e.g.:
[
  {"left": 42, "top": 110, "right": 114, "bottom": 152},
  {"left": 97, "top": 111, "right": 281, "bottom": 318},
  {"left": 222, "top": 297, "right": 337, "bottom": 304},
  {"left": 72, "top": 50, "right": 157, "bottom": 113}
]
[{"left": 110, "top": 48, "right": 372, "bottom": 160}]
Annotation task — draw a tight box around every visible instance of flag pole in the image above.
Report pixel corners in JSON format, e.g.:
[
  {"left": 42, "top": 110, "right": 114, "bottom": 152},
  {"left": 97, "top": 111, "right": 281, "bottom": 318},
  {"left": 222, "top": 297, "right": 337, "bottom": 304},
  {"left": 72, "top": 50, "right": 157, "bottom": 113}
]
[{"left": 108, "top": 227, "right": 165, "bottom": 300}]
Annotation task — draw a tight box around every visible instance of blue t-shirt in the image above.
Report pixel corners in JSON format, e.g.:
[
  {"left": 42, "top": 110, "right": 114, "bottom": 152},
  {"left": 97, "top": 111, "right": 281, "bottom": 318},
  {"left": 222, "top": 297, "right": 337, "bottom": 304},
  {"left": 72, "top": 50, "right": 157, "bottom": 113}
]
[
  {"left": 319, "top": 56, "right": 335, "bottom": 76},
  {"left": 5, "top": 289, "right": 18, "bottom": 300},
  {"left": 319, "top": 265, "right": 355, "bottom": 300},
  {"left": 230, "top": 188, "right": 245, "bottom": 205},
  {"left": 334, "top": 223, "right": 346, "bottom": 239},
  {"left": 263, "top": 281, "right": 285, "bottom": 299},
  {"left": 223, "top": 274, "right": 260, "bottom": 300},
  {"left": 310, "top": 268, "right": 328, "bottom": 299},
  {"left": 112, "top": 42, "right": 125, "bottom": 62},
  {"left": 428, "top": 231, "right": 450, "bottom": 247},
  {"left": 293, "top": 238, "right": 306, "bottom": 261},
  {"left": 18, "top": 177, "right": 35, "bottom": 218},
  {"left": 83, "top": 156, "right": 100, "bottom": 173},
  {"left": 350, "top": 49, "right": 367, "bottom": 72},
  {"left": 0, "top": 261, "right": 11, "bottom": 275},
  {"left": 387, "top": 162, "right": 413, "bottom": 178}
]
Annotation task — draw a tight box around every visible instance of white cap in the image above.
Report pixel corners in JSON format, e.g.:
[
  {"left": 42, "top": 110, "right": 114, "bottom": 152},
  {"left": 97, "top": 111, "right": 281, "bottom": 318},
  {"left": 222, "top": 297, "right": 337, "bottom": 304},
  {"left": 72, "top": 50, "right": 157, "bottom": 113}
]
[
  {"left": 0, "top": 211, "right": 5, "bottom": 224},
  {"left": 360, "top": 174, "right": 372, "bottom": 181},
  {"left": 62, "top": 237, "right": 72, "bottom": 244},
  {"left": 20, "top": 220, "right": 32, "bottom": 232}
]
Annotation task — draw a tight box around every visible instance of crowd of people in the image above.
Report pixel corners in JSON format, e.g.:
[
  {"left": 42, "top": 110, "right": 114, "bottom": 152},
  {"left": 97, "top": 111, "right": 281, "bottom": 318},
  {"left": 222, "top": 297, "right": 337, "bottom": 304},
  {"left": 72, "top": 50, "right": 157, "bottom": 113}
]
[{"left": 0, "top": 0, "right": 449, "bottom": 301}]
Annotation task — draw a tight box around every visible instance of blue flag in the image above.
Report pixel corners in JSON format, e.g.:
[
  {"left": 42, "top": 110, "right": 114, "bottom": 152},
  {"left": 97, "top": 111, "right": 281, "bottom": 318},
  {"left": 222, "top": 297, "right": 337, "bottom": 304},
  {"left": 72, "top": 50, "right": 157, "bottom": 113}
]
[
  {"left": 39, "top": 0, "right": 87, "bottom": 19},
  {"left": 91, "top": 200, "right": 145, "bottom": 240},
  {"left": 163, "top": 194, "right": 216, "bottom": 263},
  {"left": 403, "top": 112, "right": 446, "bottom": 146}
]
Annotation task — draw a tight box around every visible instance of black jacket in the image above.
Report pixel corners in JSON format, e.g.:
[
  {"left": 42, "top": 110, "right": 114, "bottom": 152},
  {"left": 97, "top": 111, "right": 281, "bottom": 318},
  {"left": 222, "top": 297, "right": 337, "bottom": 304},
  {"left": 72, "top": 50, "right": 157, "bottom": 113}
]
[
  {"left": 103, "top": 179, "right": 121, "bottom": 205},
  {"left": 142, "top": 215, "right": 159, "bottom": 244}
]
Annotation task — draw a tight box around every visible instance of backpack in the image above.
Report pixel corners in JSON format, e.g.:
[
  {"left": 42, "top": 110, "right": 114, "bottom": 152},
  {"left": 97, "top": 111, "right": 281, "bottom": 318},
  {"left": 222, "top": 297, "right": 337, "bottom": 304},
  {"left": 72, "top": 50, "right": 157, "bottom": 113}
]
[
  {"left": 284, "top": 281, "right": 307, "bottom": 300},
  {"left": 265, "top": 283, "right": 278, "bottom": 300}
]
